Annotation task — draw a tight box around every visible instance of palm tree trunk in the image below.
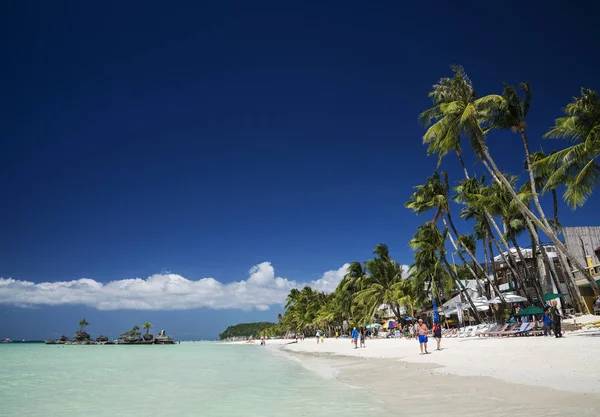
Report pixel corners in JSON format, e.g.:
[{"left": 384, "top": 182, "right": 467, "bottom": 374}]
[
  {"left": 524, "top": 215, "right": 586, "bottom": 313},
  {"left": 486, "top": 221, "right": 534, "bottom": 303},
  {"left": 526, "top": 225, "right": 544, "bottom": 299},
  {"left": 510, "top": 235, "right": 544, "bottom": 302},
  {"left": 458, "top": 152, "right": 470, "bottom": 179},
  {"left": 441, "top": 173, "right": 506, "bottom": 303},
  {"left": 482, "top": 239, "right": 491, "bottom": 298},
  {"left": 440, "top": 251, "right": 482, "bottom": 323},
  {"left": 441, "top": 215, "right": 486, "bottom": 297},
  {"left": 479, "top": 147, "right": 600, "bottom": 293},
  {"left": 552, "top": 189, "right": 559, "bottom": 234},
  {"left": 486, "top": 214, "right": 533, "bottom": 302},
  {"left": 487, "top": 235, "right": 502, "bottom": 297}
]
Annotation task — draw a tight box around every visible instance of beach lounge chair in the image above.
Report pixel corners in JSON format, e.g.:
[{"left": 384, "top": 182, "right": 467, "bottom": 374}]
[
  {"left": 479, "top": 324, "right": 502, "bottom": 337},
  {"left": 484, "top": 323, "right": 511, "bottom": 337},
  {"left": 474, "top": 324, "right": 490, "bottom": 336},
  {"left": 478, "top": 324, "right": 500, "bottom": 337},
  {"left": 501, "top": 322, "right": 530, "bottom": 337},
  {"left": 449, "top": 328, "right": 463, "bottom": 338},
  {"left": 520, "top": 323, "right": 544, "bottom": 337},
  {"left": 458, "top": 326, "right": 470, "bottom": 338},
  {"left": 465, "top": 326, "right": 481, "bottom": 337}
]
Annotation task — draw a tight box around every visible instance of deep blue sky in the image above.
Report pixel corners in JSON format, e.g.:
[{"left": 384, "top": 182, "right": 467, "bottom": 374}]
[{"left": 1, "top": 0, "right": 599, "bottom": 340}]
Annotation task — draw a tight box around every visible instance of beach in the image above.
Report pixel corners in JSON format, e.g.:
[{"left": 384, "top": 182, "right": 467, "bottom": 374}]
[{"left": 258, "top": 331, "right": 600, "bottom": 416}]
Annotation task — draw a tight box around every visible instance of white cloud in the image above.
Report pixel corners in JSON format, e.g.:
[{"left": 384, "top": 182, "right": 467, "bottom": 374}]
[
  {"left": 0, "top": 262, "right": 350, "bottom": 311},
  {"left": 401, "top": 264, "right": 411, "bottom": 278}
]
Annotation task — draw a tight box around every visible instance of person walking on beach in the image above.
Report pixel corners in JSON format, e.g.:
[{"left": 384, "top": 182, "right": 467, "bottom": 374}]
[
  {"left": 316, "top": 330, "right": 321, "bottom": 344},
  {"left": 550, "top": 301, "right": 563, "bottom": 338},
  {"left": 417, "top": 318, "right": 429, "bottom": 354},
  {"left": 352, "top": 327, "right": 359, "bottom": 349},
  {"left": 359, "top": 328, "right": 366, "bottom": 348},
  {"left": 432, "top": 322, "right": 442, "bottom": 350},
  {"left": 541, "top": 308, "right": 552, "bottom": 336}
]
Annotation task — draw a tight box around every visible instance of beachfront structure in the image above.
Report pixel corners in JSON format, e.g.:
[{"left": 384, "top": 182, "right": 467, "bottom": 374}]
[
  {"left": 562, "top": 226, "right": 600, "bottom": 312},
  {"left": 487, "top": 226, "right": 600, "bottom": 313},
  {"left": 489, "top": 243, "right": 571, "bottom": 303}
]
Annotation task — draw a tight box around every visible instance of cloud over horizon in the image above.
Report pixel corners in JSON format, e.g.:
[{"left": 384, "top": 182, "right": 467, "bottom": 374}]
[{"left": 0, "top": 263, "right": 350, "bottom": 311}]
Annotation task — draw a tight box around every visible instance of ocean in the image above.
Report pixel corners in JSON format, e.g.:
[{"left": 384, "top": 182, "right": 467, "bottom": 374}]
[{"left": 0, "top": 342, "right": 386, "bottom": 417}]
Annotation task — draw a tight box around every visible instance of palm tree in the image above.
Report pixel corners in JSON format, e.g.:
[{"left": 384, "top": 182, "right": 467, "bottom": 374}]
[
  {"left": 419, "top": 65, "right": 495, "bottom": 178},
  {"left": 406, "top": 171, "right": 505, "bottom": 302},
  {"left": 353, "top": 244, "right": 406, "bottom": 323},
  {"left": 479, "top": 176, "right": 543, "bottom": 302},
  {"left": 143, "top": 322, "right": 152, "bottom": 334},
  {"left": 423, "top": 68, "right": 599, "bottom": 293},
  {"left": 537, "top": 88, "right": 600, "bottom": 208},
  {"left": 410, "top": 222, "right": 483, "bottom": 323},
  {"left": 78, "top": 319, "right": 89, "bottom": 330}
]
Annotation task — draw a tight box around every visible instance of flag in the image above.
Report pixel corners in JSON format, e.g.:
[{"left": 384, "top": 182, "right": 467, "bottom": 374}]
[{"left": 432, "top": 295, "right": 440, "bottom": 324}]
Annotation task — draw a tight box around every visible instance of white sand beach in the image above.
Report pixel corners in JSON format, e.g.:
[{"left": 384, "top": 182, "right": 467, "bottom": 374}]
[
  {"left": 281, "top": 332, "right": 600, "bottom": 394},
  {"left": 246, "top": 330, "right": 600, "bottom": 416}
]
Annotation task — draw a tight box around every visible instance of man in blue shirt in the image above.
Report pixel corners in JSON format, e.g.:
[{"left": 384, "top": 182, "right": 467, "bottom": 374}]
[
  {"left": 351, "top": 327, "right": 359, "bottom": 349},
  {"left": 542, "top": 308, "right": 552, "bottom": 336}
]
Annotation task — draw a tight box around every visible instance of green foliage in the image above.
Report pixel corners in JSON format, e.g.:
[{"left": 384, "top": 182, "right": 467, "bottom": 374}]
[
  {"left": 78, "top": 319, "right": 89, "bottom": 330},
  {"left": 143, "top": 322, "right": 152, "bottom": 334},
  {"left": 218, "top": 322, "right": 276, "bottom": 340},
  {"left": 537, "top": 88, "right": 600, "bottom": 208}
]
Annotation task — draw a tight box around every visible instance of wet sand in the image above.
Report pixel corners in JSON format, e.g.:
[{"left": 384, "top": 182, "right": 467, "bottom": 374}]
[{"left": 282, "top": 350, "right": 599, "bottom": 417}]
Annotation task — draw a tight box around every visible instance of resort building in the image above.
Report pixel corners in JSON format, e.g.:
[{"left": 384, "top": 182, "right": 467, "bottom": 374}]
[
  {"left": 562, "top": 226, "right": 600, "bottom": 312},
  {"left": 487, "top": 226, "right": 600, "bottom": 313}
]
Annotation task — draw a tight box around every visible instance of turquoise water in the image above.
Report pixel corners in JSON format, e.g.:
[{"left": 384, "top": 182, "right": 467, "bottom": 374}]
[{"left": 0, "top": 343, "right": 385, "bottom": 416}]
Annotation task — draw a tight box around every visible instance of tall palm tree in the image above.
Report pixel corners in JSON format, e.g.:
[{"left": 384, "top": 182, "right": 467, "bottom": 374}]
[
  {"left": 143, "top": 322, "right": 152, "bottom": 334},
  {"left": 479, "top": 176, "right": 544, "bottom": 302},
  {"left": 353, "top": 244, "right": 406, "bottom": 322},
  {"left": 407, "top": 172, "right": 506, "bottom": 301},
  {"left": 537, "top": 88, "right": 600, "bottom": 208},
  {"left": 78, "top": 319, "right": 89, "bottom": 330},
  {"left": 419, "top": 65, "right": 496, "bottom": 178},
  {"left": 423, "top": 68, "right": 599, "bottom": 293},
  {"left": 410, "top": 222, "right": 483, "bottom": 323},
  {"left": 529, "top": 151, "right": 562, "bottom": 234}
]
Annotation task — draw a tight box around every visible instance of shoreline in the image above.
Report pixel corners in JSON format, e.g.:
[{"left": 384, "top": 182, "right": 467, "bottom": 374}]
[
  {"left": 277, "top": 333, "right": 600, "bottom": 394},
  {"left": 268, "top": 341, "right": 600, "bottom": 416}
]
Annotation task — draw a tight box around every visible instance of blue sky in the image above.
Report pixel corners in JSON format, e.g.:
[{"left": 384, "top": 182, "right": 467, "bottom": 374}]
[{"left": 1, "top": 0, "right": 599, "bottom": 340}]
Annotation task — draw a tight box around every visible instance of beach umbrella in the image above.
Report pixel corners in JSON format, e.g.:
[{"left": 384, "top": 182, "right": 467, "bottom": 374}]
[
  {"left": 366, "top": 323, "right": 381, "bottom": 329},
  {"left": 382, "top": 320, "right": 396, "bottom": 329},
  {"left": 514, "top": 306, "right": 544, "bottom": 317},
  {"left": 403, "top": 317, "right": 414, "bottom": 321},
  {"left": 488, "top": 294, "right": 528, "bottom": 304},
  {"left": 542, "top": 293, "right": 568, "bottom": 302}
]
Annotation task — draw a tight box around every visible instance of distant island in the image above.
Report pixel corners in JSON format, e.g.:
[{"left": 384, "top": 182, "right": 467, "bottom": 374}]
[
  {"left": 45, "top": 319, "right": 176, "bottom": 345},
  {"left": 219, "top": 322, "right": 275, "bottom": 340}
]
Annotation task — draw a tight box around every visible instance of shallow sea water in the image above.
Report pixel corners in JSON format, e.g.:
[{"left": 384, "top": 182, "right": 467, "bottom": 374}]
[{"left": 0, "top": 342, "right": 386, "bottom": 417}]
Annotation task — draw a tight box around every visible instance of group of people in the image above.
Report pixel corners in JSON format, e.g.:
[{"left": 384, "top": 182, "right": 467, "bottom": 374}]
[
  {"left": 413, "top": 318, "right": 442, "bottom": 355},
  {"left": 350, "top": 327, "right": 367, "bottom": 348},
  {"left": 541, "top": 300, "right": 564, "bottom": 338}
]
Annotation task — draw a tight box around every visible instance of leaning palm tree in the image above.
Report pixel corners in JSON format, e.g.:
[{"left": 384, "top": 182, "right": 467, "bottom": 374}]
[
  {"left": 78, "top": 319, "right": 89, "bottom": 330},
  {"left": 422, "top": 68, "right": 598, "bottom": 293},
  {"left": 537, "top": 88, "right": 600, "bottom": 208},
  {"left": 143, "top": 322, "right": 152, "bottom": 334},
  {"left": 409, "top": 222, "right": 483, "bottom": 323},
  {"left": 419, "top": 65, "right": 493, "bottom": 178},
  {"left": 406, "top": 171, "right": 505, "bottom": 302}
]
